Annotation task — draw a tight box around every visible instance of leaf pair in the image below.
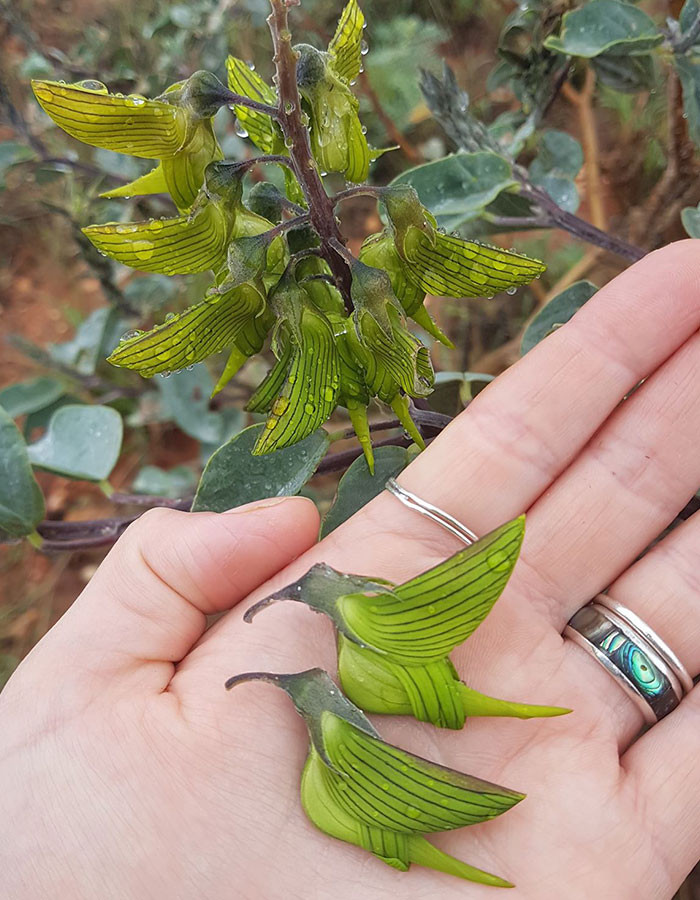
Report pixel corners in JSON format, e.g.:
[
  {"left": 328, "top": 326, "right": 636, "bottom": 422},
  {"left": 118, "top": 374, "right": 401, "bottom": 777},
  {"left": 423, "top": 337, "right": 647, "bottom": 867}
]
[
  {"left": 227, "top": 668, "right": 522, "bottom": 888},
  {"left": 31, "top": 71, "right": 228, "bottom": 209}
]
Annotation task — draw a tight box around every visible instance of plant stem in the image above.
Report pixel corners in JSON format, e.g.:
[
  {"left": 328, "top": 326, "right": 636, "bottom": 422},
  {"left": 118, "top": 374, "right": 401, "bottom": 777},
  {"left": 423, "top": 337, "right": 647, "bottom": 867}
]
[
  {"left": 514, "top": 168, "right": 645, "bottom": 262},
  {"left": 223, "top": 90, "right": 280, "bottom": 118},
  {"left": 562, "top": 69, "right": 606, "bottom": 231},
  {"left": 266, "top": 0, "right": 352, "bottom": 307}
]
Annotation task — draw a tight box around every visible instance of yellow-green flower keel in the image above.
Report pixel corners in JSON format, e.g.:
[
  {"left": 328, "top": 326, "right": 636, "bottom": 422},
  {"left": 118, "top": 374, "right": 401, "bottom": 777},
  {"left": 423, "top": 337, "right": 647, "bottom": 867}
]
[{"left": 227, "top": 668, "right": 522, "bottom": 887}]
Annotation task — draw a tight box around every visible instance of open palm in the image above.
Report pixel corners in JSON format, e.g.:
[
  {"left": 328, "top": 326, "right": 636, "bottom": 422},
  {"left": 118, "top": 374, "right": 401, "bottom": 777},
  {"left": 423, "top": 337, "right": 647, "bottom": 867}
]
[{"left": 3, "top": 241, "right": 700, "bottom": 900}]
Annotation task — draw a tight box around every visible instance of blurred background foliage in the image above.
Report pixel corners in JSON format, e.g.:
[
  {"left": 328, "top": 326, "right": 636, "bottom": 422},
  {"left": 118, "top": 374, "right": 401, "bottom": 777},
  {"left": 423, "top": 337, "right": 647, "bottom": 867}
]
[{"left": 1, "top": 4, "right": 700, "bottom": 887}]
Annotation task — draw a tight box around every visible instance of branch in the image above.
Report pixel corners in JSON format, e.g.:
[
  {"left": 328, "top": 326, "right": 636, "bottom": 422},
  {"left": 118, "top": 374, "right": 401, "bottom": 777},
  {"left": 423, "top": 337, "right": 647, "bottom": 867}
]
[
  {"left": 18, "top": 409, "right": 454, "bottom": 551},
  {"left": 224, "top": 90, "right": 280, "bottom": 118},
  {"left": 562, "top": 68, "right": 606, "bottom": 231},
  {"left": 514, "top": 170, "right": 645, "bottom": 262},
  {"left": 267, "top": 0, "right": 352, "bottom": 305},
  {"left": 673, "top": 11, "right": 700, "bottom": 54}
]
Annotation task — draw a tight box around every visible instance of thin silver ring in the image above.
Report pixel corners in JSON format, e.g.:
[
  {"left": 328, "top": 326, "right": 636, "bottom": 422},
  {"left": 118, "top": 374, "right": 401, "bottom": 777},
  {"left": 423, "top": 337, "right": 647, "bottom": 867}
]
[{"left": 384, "top": 478, "right": 478, "bottom": 545}]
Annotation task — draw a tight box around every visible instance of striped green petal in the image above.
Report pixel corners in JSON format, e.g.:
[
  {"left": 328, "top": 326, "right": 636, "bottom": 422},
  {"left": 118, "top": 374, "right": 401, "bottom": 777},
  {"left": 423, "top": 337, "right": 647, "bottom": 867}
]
[
  {"left": 322, "top": 711, "right": 524, "bottom": 832},
  {"left": 340, "top": 516, "right": 525, "bottom": 664},
  {"left": 338, "top": 636, "right": 467, "bottom": 728},
  {"left": 31, "top": 79, "right": 187, "bottom": 159},
  {"left": 347, "top": 306, "right": 434, "bottom": 401},
  {"left": 253, "top": 305, "right": 340, "bottom": 455},
  {"left": 82, "top": 201, "right": 228, "bottom": 275},
  {"left": 360, "top": 232, "right": 454, "bottom": 348},
  {"left": 226, "top": 56, "right": 283, "bottom": 154},
  {"left": 402, "top": 227, "right": 547, "bottom": 299},
  {"left": 107, "top": 281, "right": 268, "bottom": 377},
  {"left": 328, "top": 0, "right": 365, "bottom": 85}
]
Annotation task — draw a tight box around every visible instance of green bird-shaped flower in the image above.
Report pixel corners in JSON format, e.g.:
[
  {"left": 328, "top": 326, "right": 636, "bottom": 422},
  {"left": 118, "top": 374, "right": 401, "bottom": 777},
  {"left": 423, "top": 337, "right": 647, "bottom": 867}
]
[
  {"left": 107, "top": 215, "right": 286, "bottom": 389},
  {"left": 227, "top": 0, "right": 374, "bottom": 184},
  {"left": 83, "top": 161, "right": 272, "bottom": 276},
  {"left": 246, "top": 264, "right": 341, "bottom": 455},
  {"left": 226, "top": 667, "right": 523, "bottom": 887},
  {"left": 31, "top": 71, "right": 227, "bottom": 210},
  {"left": 246, "top": 516, "right": 570, "bottom": 729},
  {"left": 376, "top": 184, "right": 547, "bottom": 300}
]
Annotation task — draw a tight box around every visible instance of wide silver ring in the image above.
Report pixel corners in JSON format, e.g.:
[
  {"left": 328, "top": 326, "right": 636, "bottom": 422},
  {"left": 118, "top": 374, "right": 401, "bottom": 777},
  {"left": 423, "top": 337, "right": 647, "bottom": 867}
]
[{"left": 565, "top": 594, "right": 693, "bottom": 724}]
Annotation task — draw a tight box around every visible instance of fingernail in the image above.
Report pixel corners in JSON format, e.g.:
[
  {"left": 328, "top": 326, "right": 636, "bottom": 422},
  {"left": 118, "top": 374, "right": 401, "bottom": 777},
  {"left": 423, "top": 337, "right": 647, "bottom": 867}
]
[{"left": 223, "top": 495, "right": 301, "bottom": 514}]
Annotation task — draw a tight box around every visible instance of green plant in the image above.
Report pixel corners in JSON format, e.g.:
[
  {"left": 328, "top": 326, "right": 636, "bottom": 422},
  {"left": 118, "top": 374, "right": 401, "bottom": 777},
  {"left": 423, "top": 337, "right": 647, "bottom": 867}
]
[{"left": 3, "top": 0, "right": 700, "bottom": 557}]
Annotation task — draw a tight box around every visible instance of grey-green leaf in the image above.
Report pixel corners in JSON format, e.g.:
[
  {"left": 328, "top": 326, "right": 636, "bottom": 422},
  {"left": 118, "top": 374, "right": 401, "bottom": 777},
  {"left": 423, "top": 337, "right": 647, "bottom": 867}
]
[
  {"left": 531, "top": 130, "right": 583, "bottom": 180},
  {"left": 192, "top": 424, "right": 329, "bottom": 513},
  {"left": 157, "top": 367, "right": 229, "bottom": 446},
  {"left": 544, "top": 0, "right": 663, "bottom": 58},
  {"left": 391, "top": 152, "right": 517, "bottom": 231},
  {"left": 682, "top": 203, "right": 700, "bottom": 237},
  {"left": 0, "top": 376, "right": 65, "bottom": 418},
  {"left": 675, "top": 55, "right": 700, "bottom": 145},
  {"left": 26, "top": 404, "right": 123, "bottom": 481},
  {"left": 0, "top": 405, "right": 45, "bottom": 538},
  {"left": 429, "top": 371, "right": 494, "bottom": 416},
  {"left": 49, "top": 307, "right": 124, "bottom": 376},
  {"left": 321, "top": 446, "right": 411, "bottom": 538},
  {"left": 132, "top": 465, "right": 196, "bottom": 499},
  {"left": 521, "top": 281, "right": 598, "bottom": 354}
]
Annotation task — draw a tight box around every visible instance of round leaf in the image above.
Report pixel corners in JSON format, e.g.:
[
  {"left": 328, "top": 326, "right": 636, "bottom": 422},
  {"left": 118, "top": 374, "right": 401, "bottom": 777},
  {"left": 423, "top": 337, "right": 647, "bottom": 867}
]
[
  {"left": 391, "top": 151, "right": 517, "bottom": 231},
  {"left": 27, "top": 404, "right": 123, "bottom": 481},
  {"left": 521, "top": 281, "right": 598, "bottom": 355},
  {"left": 682, "top": 204, "right": 700, "bottom": 238},
  {"left": 0, "top": 405, "right": 45, "bottom": 538},
  {"left": 544, "top": 0, "right": 663, "bottom": 58},
  {"left": 0, "top": 376, "right": 65, "bottom": 418},
  {"left": 192, "top": 424, "right": 329, "bottom": 512}
]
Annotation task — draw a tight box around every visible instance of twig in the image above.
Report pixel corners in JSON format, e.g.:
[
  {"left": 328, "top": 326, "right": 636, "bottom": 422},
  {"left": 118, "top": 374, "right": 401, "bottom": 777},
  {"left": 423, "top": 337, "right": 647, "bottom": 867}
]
[
  {"left": 562, "top": 68, "right": 606, "bottom": 231},
  {"left": 17, "top": 409, "right": 454, "bottom": 551},
  {"left": 673, "top": 11, "right": 700, "bottom": 54}
]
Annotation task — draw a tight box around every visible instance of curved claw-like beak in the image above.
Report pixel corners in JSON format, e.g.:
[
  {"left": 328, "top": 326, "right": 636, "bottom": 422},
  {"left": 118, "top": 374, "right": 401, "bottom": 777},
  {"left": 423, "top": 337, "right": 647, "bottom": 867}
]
[
  {"left": 243, "top": 586, "right": 300, "bottom": 624},
  {"left": 224, "top": 671, "right": 281, "bottom": 691}
]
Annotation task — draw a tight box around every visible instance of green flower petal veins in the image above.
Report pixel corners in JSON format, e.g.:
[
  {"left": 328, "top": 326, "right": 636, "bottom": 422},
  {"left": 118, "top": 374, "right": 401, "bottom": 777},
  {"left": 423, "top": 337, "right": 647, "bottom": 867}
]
[
  {"left": 31, "top": 78, "right": 187, "bottom": 158},
  {"left": 340, "top": 516, "right": 526, "bottom": 664},
  {"left": 227, "top": 667, "right": 522, "bottom": 886},
  {"left": 402, "top": 228, "right": 546, "bottom": 299},
  {"left": 32, "top": 74, "right": 224, "bottom": 209},
  {"left": 328, "top": 0, "right": 366, "bottom": 85},
  {"left": 253, "top": 303, "right": 340, "bottom": 455},
  {"left": 381, "top": 184, "right": 546, "bottom": 298},
  {"left": 82, "top": 202, "right": 228, "bottom": 275},
  {"left": 108, "top": 281, "right": 269, "bottom": 377},
  {"left": 226, "top": 56, "right": 283, "bottom": 154}
]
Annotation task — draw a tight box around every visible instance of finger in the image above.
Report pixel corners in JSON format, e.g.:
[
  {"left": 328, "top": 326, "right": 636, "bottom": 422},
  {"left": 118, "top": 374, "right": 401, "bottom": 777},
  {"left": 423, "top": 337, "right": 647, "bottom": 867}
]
[
  {"left": 591, "top": 510, "right": 700, "bottom": 749},
  {"left": 620, "top": 521, "right": 700, "bottom": 887},
  {"left": 19, "top": 497, "right": 319, "bottom": 688},
  {"left": 500, "top": 329, "right": 700, "bottom": 742}
]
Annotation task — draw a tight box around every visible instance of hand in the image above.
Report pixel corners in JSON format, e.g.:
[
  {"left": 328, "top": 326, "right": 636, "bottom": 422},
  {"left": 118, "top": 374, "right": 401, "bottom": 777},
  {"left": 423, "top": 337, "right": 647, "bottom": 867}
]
[{"left": 4, "top": 241, "right": 700, "bottom": 900}]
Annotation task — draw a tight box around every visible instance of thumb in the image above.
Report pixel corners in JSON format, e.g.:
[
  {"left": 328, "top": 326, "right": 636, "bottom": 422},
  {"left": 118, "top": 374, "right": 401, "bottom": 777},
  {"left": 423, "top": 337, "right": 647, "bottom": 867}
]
[{"left": 17, "top": 497, "right": 319, "bottom": 688}]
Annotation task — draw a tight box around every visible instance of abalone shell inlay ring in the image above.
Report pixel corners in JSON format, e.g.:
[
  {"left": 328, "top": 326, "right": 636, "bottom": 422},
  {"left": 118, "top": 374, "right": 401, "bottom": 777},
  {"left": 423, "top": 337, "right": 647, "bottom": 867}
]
[{"left": 565, "top": 595, "right": 692, "bottom": 724}]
